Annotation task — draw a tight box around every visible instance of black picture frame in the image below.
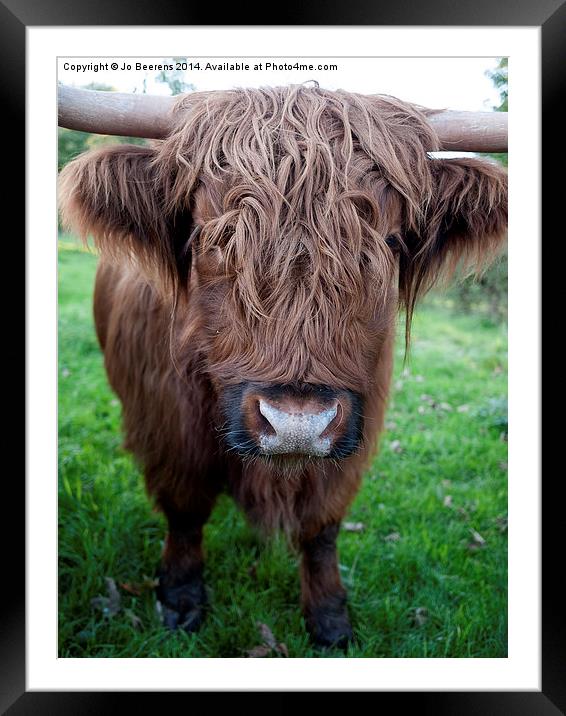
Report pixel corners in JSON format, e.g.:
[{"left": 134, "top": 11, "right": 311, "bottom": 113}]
[{"left": 13, "top": 0, "right": 555, "bottom": 711}]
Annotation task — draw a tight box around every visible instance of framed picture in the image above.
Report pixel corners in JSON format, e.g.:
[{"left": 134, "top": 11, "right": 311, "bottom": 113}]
[{"left": 15, "top": 1, "right": 554, "bottom": 710}]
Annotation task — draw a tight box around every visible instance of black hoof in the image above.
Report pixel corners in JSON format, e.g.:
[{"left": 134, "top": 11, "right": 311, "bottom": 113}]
[
  {"left": 306, "top": 593, "right": 353, "bottom": 650},
  {"left": 156, "top": 568, "right": 207, "bottom": 634}
]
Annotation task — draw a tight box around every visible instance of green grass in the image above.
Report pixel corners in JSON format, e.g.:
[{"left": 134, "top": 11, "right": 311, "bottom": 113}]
[{"left": 58, "top": 240, "right": 508, "bottom": 658}]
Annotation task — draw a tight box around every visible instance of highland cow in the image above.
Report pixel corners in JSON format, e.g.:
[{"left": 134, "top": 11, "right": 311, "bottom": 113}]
[{"left": 59, "top": 85, "right": 507, "bottom": 649}]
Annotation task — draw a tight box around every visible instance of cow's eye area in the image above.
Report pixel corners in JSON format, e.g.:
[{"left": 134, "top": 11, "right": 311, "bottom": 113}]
[
  {"left": 385, "top": 234, "right": 401, "bottom": 251},
  {"left": 188, "top": 224, "right": 202, "bottom": 245}
]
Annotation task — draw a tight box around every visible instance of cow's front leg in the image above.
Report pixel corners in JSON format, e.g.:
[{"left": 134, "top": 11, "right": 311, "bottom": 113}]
[
  {"left": 300, "top": 523, "right": 353, "bottom": 650},
  {"left": 156, "top": 508, "right": 209, "bottom": 633}
]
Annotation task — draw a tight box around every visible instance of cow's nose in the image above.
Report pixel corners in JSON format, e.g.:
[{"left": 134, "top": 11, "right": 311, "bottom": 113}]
[{"left": 257, "top": 398, "right": 338, "bottom": 457}]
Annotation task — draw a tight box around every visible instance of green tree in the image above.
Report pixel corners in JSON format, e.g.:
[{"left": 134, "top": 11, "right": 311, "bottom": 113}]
[
  {"left": 441, "top": 58, "right": 508, "bottom": 323},
  {"left": 58, "top": 82, "right": 147, "bottom": 171},
  {"left": 487, "top": 57, "right": 508, "bottom": 111},
  {"left": 155, "top": 58, "right": 196, "bottom": 96},
  {"left": 485, "top": 57, "right": 508, "bottom": 168},
  {"left": 58, "top": 127, "right": 90, "bottom": 171}
]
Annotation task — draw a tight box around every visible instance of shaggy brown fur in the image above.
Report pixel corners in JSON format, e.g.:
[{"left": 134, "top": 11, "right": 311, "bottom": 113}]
[{"left": 59, "top": 85, "right": 507, "bottom": 648}]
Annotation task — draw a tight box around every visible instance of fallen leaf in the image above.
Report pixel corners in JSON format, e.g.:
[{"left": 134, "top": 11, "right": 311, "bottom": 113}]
[
  {"left": 412, "top": 607, "right": 429, "bottom": 627},
  {"left": 467, "top": 529, "right": 487, "bottom": 551},
  {"left": 419, "top": 395, "right": 451, "bottom": 411},
  {"left": 495, "top": 515, "right": 508, "bottom": 533},
  {"left": 390, "top": 440, "right": 403, "bottom": 453},
  {"left": 343, "top": 521, "right": 365, "bottom": 533},
  {"left": 256, "top": 622, "right": 277, "bottom": 649},
  {"left": 120, "top": 582, "right": 142, "bottom": 595},
  {"left": 246, "top": 644, "right": 273, "bottom": 658},
  {"left": 120, "top": 576, "right": 159, "bottom": 595},
  {"left": 105, "top": 577, "right": 121, "bottom": 608},
  {"left": 470, "top": 529, "right": 486, "bottom": 546},
  {"left": 443, "top": 495, "right": 453, "bottom": 508},
  {"left": 384, "top": 531, "right": 401, "bottom": 542},
  {"left": 91, "top": 577, "right": 121, "bottom": 617},
  {"left": 124, "top": 608, "right": 143, "bottom": 630},
  {"left": 246, "top": 622, "right": 289, "bottom": 658}
]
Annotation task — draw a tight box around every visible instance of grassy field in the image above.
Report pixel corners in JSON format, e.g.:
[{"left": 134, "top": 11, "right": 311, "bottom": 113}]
[{"left": 58, "top": 240, "right": 508, "bottom": 658}]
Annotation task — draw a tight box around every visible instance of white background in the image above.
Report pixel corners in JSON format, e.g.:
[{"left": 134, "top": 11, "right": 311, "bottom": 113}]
[
  {"left": 58, "top": 55, "right": 502, "bottom": 111},
  {"left": 28, "top": 26, "right": 540, "bottom": 691}
]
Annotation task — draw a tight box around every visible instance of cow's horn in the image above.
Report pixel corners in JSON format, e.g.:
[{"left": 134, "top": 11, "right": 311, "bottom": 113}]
[{"left": 57, "top": 84, "right": 508, "bottom": 152}]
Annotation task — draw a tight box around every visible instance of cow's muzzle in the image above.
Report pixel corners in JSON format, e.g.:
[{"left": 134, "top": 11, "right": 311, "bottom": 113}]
[{"left": 220, "top": 383, "right": 363, "bottom": 460}]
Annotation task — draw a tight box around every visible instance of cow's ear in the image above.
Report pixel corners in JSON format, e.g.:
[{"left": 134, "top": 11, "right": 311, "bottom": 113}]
[
  {"left": 398, "top": 156, "right": 507, "bottom": 319},
  {"left": 58, "top": 144, "right": 195, "bottom": 289}
]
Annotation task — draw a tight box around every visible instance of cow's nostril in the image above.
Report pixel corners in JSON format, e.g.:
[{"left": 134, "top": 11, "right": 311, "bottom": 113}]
[
  {"left": 320, "top": 400, "right": 343, "bottom": 438},
  {"left": 255, "top": 400, "right": 277, "bottom": 436}
]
